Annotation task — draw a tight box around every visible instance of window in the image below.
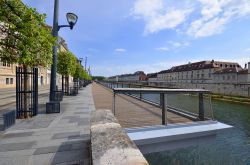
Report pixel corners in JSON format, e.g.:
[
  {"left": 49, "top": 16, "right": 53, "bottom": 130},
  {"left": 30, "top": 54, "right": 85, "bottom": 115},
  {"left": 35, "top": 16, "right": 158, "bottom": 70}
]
[
  {"left": 3, "top": 61, "right": 6, "bottom": 66},
  {"left": 232, "top": 75, "right": 236, "bottom": 80},
  {"left": 6, "top": 78, "right": 9, "bottom": 84},
  {"left": 10, "top": 78, "right": 13, "bottom": 84}
]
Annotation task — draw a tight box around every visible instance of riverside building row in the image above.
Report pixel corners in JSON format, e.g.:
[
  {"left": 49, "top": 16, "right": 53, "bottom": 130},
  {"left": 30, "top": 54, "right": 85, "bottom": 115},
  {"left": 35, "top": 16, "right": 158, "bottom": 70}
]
[{"left": 108, "top": 60, "right": 250, "bottom": 97}]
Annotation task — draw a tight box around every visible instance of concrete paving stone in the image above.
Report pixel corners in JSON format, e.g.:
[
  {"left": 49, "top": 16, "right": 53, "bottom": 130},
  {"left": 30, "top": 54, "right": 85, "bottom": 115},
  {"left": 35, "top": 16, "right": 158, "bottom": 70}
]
[
  {"left": 77, "top": 120, "right": 90, "bottom": 126},
  {"left": 50, "top": 149, "right": 88, "bottom": 164},
  {"left": 0, "top": 141, "right": 36, "bottom": 152},
  {"left": 67, "top": 134, "right": 89, "bottom": 140},
  {"left": 2, "top": 131, "right": 34, "bottom": 138},
  {"left": 0, "top": 156, "right": 29, "bottom": 165},
  {"left": 33, "top": 144, "right": 72, "bottom": 155},
  {"left": 52, "top": 131, "right": 80, "bottom": 140},
  {"left": 0, "top": 85, "right": 94, "bottom": 164},
  {"left": 28, "top": 153, "right": 55, "bottom": 165},
  {"left": 0, "top": 149, "right": 35, "bottom": 157}
]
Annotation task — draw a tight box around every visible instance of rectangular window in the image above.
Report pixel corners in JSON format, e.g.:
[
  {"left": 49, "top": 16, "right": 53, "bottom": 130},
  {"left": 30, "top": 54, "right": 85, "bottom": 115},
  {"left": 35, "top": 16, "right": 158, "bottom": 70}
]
[
  {"left": 6, "top": 78, "right": 9, "bottom": 84},
  {"left": 3, "top": 61, "right": 6, "bottom": 67},
  {"left": 10, "top": 78, "right": 13, "bottom": 84}
]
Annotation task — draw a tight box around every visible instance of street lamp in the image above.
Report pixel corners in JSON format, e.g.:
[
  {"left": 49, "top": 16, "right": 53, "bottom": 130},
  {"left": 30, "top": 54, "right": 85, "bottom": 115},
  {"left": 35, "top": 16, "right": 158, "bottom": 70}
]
[
  {"left": 67, "top": 13, "right": 78, "bottom": 30},
  {"left": 47, "top": 0, "right": 78, "bottom": 113},
  {"left": 58, "top": 13, "right": 78, "bottom": 30}
]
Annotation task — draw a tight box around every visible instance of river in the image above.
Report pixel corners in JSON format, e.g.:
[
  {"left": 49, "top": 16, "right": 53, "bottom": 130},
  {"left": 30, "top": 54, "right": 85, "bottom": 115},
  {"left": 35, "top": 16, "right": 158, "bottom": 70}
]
[
  {"left": 115, "top": 83, "right": 250, "bottom": 164},
  {"left": 142, "top": 94, "right": 250, "bottom": 165}
]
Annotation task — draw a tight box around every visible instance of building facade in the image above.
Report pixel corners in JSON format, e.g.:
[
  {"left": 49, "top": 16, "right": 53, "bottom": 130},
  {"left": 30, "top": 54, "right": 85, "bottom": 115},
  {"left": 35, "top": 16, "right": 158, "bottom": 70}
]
[
  {"left": 148, "top": 60, "right": 250, "bottom": 97},
  {"left": 108, "top": 71, "right": 147, "bottom": 82}
]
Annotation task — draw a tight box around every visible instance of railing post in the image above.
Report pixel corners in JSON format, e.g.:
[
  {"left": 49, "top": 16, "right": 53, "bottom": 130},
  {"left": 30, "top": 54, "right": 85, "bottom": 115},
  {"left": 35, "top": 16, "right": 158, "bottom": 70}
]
[
  {"left": 139, "top": 92, "right": 142, "bottom": 100},
  {"left": 199, "top": 93, "right": 205, "bottom": 121},
  {"left": 160, "top": 93, "right": 166, "bottom": 125},
  {"left": 112, "top": 90, "right": 116, "bottom": 115},
  {"left": 122, "top": 84, "right": 123, "bottom": 88}
]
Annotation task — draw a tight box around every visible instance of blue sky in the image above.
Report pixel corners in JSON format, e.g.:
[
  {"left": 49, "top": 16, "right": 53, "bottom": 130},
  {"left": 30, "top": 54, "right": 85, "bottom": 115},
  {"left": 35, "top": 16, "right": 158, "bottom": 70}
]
[{"left": 23, "top": 0, "right": 250, "bottom": 76}]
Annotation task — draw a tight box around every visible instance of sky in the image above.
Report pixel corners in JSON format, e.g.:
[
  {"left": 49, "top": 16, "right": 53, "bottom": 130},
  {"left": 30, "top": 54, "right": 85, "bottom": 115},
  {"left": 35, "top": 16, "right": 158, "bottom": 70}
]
[{"left": 22, "top": 0, "right": 250, "bottom": 77}]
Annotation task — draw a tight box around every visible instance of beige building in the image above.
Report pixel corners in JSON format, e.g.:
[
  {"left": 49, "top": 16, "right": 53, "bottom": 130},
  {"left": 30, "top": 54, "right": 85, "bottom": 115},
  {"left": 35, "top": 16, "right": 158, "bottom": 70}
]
[
  {"left": 108, "top": 71, "right": 147, "bottom": 82},
  {"left": 148, "top": 60, "right": 250, "bottom": 97},
  {"left": 0, "top": 60, "right": 17, "bottom": 88}
]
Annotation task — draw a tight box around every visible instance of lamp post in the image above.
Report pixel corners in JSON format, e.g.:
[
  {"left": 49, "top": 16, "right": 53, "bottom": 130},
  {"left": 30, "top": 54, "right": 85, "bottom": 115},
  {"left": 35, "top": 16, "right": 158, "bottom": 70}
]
[
  {"left": 47, "top": 0, "right": 78, "bottom": 113},
  {"left": 49, "top": 0, "right": 78, "bottom": 101}
]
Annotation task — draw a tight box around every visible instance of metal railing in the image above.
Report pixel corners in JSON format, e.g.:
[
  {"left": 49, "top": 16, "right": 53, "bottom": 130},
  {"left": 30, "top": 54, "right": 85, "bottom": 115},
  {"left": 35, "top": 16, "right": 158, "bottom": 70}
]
[{"left": 97, "top": 81, "right": 214, "bottom": 125}]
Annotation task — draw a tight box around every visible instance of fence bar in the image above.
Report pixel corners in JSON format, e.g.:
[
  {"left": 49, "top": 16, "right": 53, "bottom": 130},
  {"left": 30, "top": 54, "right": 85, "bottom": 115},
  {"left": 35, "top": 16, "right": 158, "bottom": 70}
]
[
  {"left": 160, "top": 93, "right": 166, "bottom": 125},
  {"left": 199, "top": 93, "right": 205, "bottom": 121},
  {"left": 113, "top": 91, "right": 116, "bottom": 115}
]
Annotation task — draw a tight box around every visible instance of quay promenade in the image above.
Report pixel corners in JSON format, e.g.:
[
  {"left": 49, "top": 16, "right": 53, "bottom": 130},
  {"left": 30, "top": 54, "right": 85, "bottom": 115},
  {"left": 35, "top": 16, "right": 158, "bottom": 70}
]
[
  {"left": 0, "top": 85, "right": 94, "bottom": 164},
  {"left": 92, "top": 82, "right": 191, "bottom": 128}
]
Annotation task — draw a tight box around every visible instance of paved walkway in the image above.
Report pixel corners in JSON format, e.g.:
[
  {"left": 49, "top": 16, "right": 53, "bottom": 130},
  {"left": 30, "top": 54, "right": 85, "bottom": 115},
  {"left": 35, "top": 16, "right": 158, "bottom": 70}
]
[
  {"left": 92, "top": 82, "right": 191, "bottom": 128},
  {"left": 0, "top": 85, "right": 94, "bottom": 165}
]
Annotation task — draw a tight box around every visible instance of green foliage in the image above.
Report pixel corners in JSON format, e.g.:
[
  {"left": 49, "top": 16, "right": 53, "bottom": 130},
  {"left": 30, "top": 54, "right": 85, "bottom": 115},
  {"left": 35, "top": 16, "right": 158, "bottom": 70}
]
[
  {"left": 92, "top": 76, "right": 106, "bottom": 81},
  {"left": 57, "top": 51, "right": 77, "bottom": 76},
  {"left": 73, "top": 62, "right": 92, "bottom": 81},
  {"left": 0, "top": 0, "right": 55, "bottom": 66}
]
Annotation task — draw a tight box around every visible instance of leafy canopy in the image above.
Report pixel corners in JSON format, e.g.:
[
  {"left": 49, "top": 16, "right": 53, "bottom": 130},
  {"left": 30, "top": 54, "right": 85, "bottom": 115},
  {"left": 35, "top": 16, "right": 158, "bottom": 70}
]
[
  {"left": 0, "top": 0, "right": 55, "bottom": 66},
  {"left": 57, "top": 51, "right": 77, "bottom": 76}
]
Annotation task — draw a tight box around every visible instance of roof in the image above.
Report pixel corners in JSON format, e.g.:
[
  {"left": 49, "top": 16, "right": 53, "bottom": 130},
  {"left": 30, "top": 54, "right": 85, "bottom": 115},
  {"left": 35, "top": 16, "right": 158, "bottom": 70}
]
[
  {"left": 214, "top": 67, "right": 243, "bottom": 74},
  {"left": 158, "top": 60, "right": 242, "bottom": 74},
  {"left": 147, "top": 73, "right": 157, "bottom": 78}
]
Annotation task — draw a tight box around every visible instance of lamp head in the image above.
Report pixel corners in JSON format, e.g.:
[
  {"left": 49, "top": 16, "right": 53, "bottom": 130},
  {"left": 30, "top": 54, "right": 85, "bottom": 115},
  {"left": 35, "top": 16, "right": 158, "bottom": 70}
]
[{"left": 66, "top": 12, "right": 78, "bottom": 30}]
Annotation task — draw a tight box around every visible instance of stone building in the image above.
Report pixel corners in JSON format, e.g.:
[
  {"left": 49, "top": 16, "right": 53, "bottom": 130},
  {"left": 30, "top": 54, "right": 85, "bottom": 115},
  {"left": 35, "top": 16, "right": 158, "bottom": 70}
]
[
  {"left": 149, "top": 60, "right": 250, "bottom": 97},
  {"left": 0, "top": 60, "right": 17, "bottom": 88},
  {"left": 108, "top": 71, "right": 147, "bottom": 82}
]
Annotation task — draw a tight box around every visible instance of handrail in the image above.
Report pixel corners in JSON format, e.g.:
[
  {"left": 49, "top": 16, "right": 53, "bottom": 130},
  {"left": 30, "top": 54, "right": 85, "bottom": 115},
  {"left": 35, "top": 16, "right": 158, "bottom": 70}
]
[
  {"left": 96, "top": 80, "right": 214, "bottom": 125},
  {"left": 113, "top": 88, "right": 210, "bottom": 94}
]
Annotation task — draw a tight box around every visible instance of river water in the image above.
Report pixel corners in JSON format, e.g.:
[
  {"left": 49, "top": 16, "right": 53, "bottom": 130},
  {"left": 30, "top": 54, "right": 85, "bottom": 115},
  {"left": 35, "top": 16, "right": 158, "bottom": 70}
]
[
  {"left": 143, "top": 94, "right": 250, "bottom": 165},
  {"left": 114, "top": 83, "right": 250, "bottom": 164}
]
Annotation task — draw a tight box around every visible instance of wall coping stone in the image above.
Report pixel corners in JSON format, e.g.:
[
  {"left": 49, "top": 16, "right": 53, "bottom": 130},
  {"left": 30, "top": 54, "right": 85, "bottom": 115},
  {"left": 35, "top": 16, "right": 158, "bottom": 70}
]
[{"left": 91, "top": 109, "right": 149, "bottom": 165}]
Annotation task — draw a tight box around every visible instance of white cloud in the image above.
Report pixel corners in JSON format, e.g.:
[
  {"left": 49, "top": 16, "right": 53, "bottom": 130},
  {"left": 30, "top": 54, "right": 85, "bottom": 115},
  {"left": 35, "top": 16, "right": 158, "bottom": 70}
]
[
  {"left": 114, "top": 48, "right": 126, "bottom": 53},
  {"left": 131, "top": 0, "right": 193, "bottom": 34},
  {"left": 187, "top": 0, "right": 250, "bottom": 38},
  {"left": 131, "top": 0, "right": 250, "bottom": 38},
  {"left": 245, "top": 48, "right": 250, "bottom": 52},
  {"left": 155, "top": 47, "right": 169, "bottom": 51},
  {"left": 168, "top": 41, "right": 190, "bottom": 48}
]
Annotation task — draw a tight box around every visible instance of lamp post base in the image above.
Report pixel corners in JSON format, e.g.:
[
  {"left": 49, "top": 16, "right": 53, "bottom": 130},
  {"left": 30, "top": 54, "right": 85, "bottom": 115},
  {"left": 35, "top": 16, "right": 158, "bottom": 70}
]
[{"left": 46, "top": 101, "right": 60, "bottom": 113}]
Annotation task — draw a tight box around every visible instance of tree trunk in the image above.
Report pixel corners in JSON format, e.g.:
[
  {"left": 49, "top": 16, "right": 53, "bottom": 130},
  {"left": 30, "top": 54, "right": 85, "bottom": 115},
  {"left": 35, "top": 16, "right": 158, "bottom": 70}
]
[
  {"left": 62, "top": 75, "right": 64, "bottom": 93},
  {"left": 65, "top": 76, "right": 69, "bottom": 95}
]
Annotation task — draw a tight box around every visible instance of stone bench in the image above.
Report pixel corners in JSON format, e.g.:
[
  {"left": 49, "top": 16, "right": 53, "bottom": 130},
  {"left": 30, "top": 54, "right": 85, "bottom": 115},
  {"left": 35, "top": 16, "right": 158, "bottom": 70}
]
[
  {"left": 91, "top": 109, "right": 149, "bottom": 165},
  {"left": 0, "top": 109, "right": 16, "bottom": 131}
]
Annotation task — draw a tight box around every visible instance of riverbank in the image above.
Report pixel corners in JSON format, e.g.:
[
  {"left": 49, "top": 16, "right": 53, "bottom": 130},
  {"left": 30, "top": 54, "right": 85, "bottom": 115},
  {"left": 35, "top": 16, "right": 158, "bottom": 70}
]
[{"left": 211, "top": 93, "right": 250, "bottom": 105}]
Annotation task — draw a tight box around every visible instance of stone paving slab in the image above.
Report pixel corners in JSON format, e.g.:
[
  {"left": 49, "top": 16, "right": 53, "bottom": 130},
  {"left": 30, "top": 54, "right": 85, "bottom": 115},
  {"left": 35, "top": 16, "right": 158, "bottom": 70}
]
[{"left": 0, "top": 85, "right": 94, "bottom": 165}]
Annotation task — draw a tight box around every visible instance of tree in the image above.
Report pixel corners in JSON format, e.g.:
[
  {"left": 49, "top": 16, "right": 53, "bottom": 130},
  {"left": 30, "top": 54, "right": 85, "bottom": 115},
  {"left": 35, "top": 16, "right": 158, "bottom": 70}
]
[
  {"left": 0, "top": 0, "right": 55, "bottom": 118},
  {"left": 57, "top": 51, "right": 77, "bottom": 93},
  {"left": 92, "top": 76, "right": 106, "bottom": 81},
  {"left": 0, "top": 0, "right": 55, "bottom": 66}
]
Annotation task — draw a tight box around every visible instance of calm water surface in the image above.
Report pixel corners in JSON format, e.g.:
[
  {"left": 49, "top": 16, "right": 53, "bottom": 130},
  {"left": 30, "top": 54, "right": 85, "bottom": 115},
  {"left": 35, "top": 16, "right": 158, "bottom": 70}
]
[{"left": 143, "top": 94, "right": 250, "bottom": 165}]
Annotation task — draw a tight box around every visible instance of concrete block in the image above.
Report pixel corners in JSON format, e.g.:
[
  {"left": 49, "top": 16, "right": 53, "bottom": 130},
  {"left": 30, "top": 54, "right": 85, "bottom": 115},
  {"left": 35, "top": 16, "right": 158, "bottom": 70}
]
[{"left": 91, "top": 109, "right": 149, "bottom": 165}]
